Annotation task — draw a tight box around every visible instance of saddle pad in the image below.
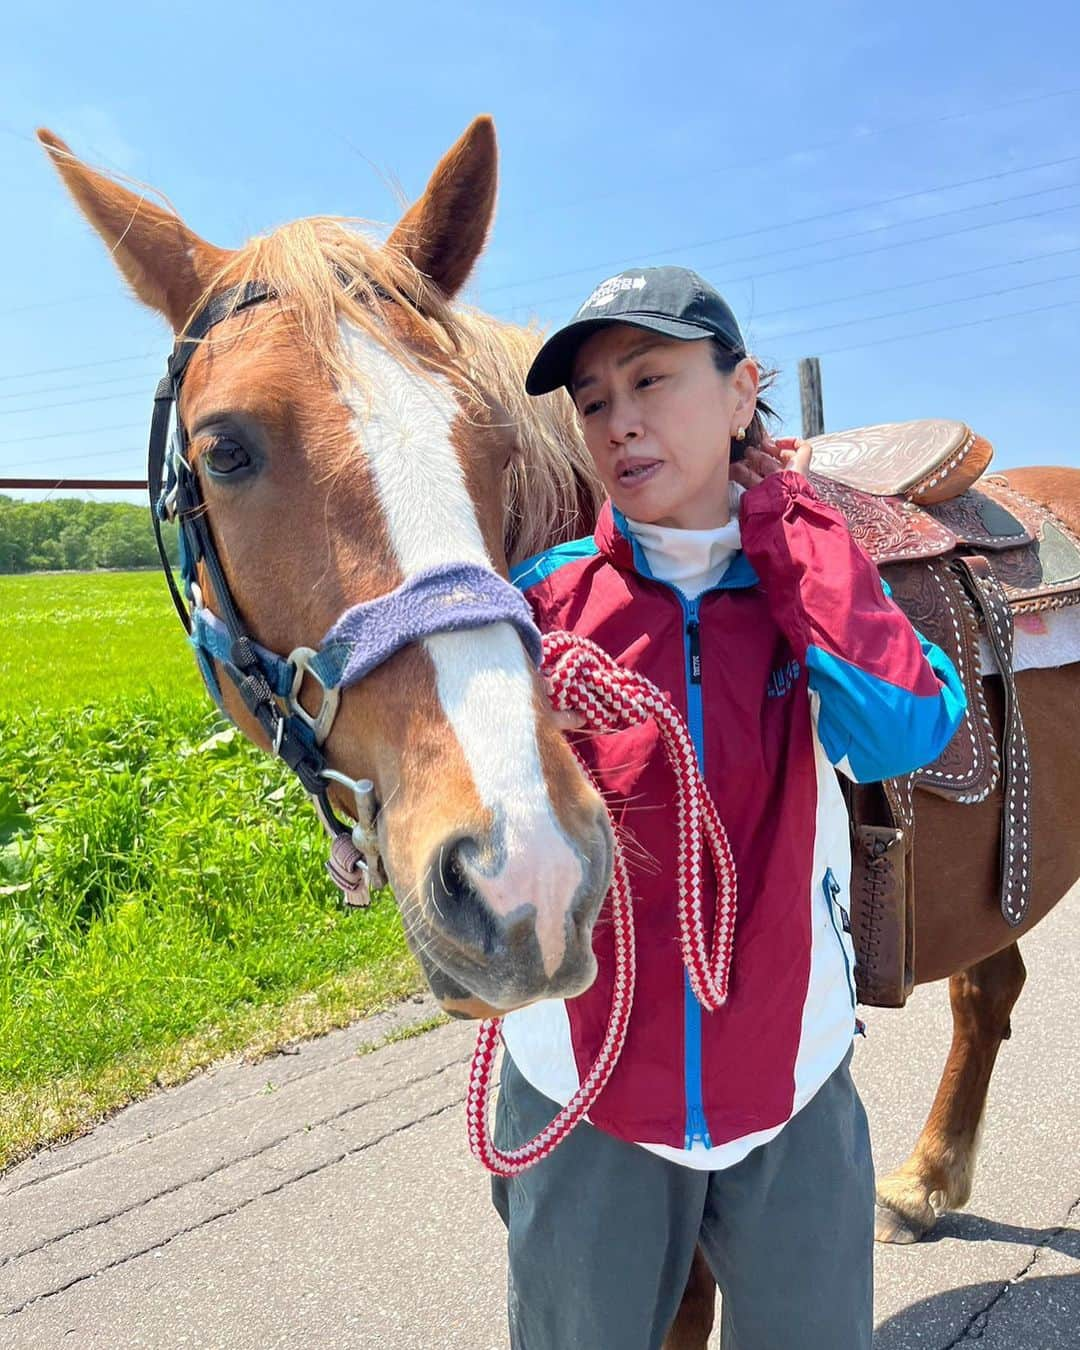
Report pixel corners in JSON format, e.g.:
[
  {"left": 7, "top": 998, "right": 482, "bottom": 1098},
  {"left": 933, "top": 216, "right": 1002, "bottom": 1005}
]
[
  {"left": 979, "top": 602, "right": 1080, "bottom": 675},
  {"left": 809, "top": 420, "right": 993, "bottom": 504}
]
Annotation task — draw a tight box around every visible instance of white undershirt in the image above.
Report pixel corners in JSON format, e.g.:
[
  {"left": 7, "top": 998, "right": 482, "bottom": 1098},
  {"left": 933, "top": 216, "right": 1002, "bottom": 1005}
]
[{"left": 625, "top": 483, "right": 746, "bottom": 600}]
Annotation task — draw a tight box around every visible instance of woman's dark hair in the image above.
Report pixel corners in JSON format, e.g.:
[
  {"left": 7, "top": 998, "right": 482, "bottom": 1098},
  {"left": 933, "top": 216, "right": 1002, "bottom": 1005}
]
[{"left": 711, "top": 340, "right": 778, "bottom": 462}]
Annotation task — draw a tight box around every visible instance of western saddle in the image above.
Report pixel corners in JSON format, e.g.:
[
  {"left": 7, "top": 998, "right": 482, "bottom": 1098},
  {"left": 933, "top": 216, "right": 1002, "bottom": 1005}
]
[{"left": 807, "top": 420, "right": 1080, "bottom": 1007}]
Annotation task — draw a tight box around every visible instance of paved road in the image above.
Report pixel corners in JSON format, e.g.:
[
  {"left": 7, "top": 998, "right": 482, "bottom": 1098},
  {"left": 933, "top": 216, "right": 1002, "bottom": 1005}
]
[{"left": 1, "top": 894, "right": 1076, "bottom": 1349}]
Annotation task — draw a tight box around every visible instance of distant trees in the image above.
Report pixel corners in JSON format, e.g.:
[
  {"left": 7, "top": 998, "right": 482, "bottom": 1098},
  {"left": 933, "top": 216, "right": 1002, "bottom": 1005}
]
[{"left": 0, "top": 497, "right": 179, "bottom": 573}]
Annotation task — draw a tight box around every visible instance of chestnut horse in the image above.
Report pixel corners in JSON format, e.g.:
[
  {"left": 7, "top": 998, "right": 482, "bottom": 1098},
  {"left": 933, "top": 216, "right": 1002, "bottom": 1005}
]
[{"left": 41, "top": 120, "right": 1080, "bottom": 1349}]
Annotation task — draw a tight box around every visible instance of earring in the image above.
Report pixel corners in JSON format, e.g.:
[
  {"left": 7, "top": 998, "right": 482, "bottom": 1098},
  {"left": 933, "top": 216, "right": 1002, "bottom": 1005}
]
[{"left": 735, "top": 426, "right": 746, "bottom": 442}]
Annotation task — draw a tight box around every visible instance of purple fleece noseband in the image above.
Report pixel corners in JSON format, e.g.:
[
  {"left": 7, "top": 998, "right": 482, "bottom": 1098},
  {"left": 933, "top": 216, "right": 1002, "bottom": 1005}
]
[{"left": 316, "top": 561, "right": 543, "bottom": 690}]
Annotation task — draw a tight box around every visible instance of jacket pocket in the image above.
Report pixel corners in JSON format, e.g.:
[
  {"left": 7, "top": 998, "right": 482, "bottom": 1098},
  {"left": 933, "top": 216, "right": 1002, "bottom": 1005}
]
[{"left": 823, "top": 867, "right": 857, "bottom": 1008}]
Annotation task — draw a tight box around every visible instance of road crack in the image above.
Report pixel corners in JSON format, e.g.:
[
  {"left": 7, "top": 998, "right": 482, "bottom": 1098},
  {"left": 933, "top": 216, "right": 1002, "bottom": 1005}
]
[
  {"left": 942, "top": 1193, "right": 1080, "bottom": 1346},
  {"left": 0, "top": 1054, "right": 470, "bottom": 1268}
]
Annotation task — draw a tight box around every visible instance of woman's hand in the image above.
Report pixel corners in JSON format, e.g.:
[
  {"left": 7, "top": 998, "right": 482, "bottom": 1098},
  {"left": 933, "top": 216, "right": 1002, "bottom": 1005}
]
[{"left": 730, "top": 435, "right": 813, "bottom": 490}]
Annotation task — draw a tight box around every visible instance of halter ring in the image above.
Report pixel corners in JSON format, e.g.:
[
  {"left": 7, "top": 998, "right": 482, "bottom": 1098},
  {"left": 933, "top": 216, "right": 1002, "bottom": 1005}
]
[{"left": 287, "top": 647, "right": 341, "bottom": 744}]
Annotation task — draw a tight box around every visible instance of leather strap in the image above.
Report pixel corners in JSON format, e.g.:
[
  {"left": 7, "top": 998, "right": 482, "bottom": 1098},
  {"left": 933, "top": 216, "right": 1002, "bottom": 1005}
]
[
  {"left": 951, "top": 555, "right": 1032, "bottom": 926},
  {"left": 849, "top": 824, "right": 909, "bottom": 1007}
]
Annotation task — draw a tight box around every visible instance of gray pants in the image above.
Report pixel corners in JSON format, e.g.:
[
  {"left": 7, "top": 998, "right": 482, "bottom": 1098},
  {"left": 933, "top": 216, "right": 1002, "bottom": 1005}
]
[{"left": 491, "top": 1049, "right": 873, "bottom": 1350}]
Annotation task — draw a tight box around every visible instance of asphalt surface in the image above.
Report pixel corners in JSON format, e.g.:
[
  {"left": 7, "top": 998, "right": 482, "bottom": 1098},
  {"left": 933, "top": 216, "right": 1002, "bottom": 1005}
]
[{"left": 1, "top": 893, "right": 1076, "bottom": 1349}]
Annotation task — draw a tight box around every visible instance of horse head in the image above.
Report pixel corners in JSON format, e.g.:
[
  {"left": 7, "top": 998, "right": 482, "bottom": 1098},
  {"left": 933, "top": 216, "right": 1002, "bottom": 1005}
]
[{"left": 39, "top": 118, "right": 611, "bottom": 1018}]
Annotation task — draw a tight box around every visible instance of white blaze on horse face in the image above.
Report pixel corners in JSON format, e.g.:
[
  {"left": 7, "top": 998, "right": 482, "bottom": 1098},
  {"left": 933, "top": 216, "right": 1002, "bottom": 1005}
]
[{"left": 337, "top": 321, "right": 583, "bottom": 976}]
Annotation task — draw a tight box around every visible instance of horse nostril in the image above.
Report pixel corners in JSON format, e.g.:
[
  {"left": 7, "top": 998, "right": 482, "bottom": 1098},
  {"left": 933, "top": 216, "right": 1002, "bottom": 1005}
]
[
  {"left": 440, "top": 837, "right": 481, "bottom": 901},
  {"left": 429, "top": 837, "right": 502, "bottom": 951}
]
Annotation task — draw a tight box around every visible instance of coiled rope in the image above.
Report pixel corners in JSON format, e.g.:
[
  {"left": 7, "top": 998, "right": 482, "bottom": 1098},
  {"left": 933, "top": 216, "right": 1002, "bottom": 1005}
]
[{"left": 466, "top": 631, "right": 739, "bottom": 1176}]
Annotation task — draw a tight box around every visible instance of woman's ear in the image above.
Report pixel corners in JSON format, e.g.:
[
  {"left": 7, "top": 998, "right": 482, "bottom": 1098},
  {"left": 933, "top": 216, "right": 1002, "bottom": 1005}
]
[{"left": 731, "top": 357, "right": 760, "bottom": 433}]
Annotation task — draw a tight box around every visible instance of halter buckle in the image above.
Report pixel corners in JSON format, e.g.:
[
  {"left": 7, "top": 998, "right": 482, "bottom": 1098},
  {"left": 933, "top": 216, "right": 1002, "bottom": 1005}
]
[{"left": 287, "top": 647, "right": 341, "bottom": 745}]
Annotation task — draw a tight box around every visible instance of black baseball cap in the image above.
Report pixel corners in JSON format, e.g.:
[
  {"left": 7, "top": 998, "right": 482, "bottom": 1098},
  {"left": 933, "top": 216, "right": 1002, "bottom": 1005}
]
[{"left": 525, "top": 266, "right": 746, "bottom": 396}]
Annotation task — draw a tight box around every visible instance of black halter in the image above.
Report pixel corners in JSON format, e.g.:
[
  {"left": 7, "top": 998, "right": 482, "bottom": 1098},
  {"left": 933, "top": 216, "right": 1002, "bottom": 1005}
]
[{"left": 148, "top": 281, "right": 335, "bottom": 798}]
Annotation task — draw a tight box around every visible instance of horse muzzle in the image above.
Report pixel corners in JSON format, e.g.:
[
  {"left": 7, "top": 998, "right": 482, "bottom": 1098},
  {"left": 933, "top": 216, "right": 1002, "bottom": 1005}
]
[{"left": 404, "top": 807, "right": 613, "bottom": 1013}]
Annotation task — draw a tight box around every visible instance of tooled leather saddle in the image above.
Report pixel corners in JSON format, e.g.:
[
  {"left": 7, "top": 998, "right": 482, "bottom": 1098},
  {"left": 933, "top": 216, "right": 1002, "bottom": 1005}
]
[{"left": 807, "top": 420, "right": 1080, "bottom": 1007}]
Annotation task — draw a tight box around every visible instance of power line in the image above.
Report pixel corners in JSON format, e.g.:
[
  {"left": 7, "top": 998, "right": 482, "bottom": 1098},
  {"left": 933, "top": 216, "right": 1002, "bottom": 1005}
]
[
  {"left": 812, "top": 297, "right": 1079, "bottom": 358},
  {"left": 10, "top": 236, "right": 1077, "bottom": 421},
  {"left": 482, "top": 153, "right": 1080, "bottom": 298},
  {"left": 0, "top": 368, "right": 158, "bottom": 402},
  {"left": 0, "top": 381, "right": 153, "bottom": 419},
  {"left": 0, "top": 352, "right": 156, "bottom": 385},
  {"left": 0, "top": 446, "right": 143, "bottom": 474},
  {"left": 31, "top": 251, "right": 1080, "bottom": 423},
  {"left": 518, "top": 85, "right": 1080, "bottom": 219},
  {"left": 14, "top": 134, "right": 1077, "bottom": 341},
  {"left": 0, "top": 421, "right": 144, "bottom": 448},
  {"left": 498, "top": 182, "right": 1080, "bottom": 317},
  {"left": 759, "top": 270, "right": 1080, "bottom": 345},
  {"left": 0, "top": 291, "right": 119, "bottom": 319},
  {"left": 6, "top": 251, "right": 1079, "bottom": 437},
  {"left": 13, "top": 248, "right": 1080, "bottom": 421},
  {"left": 11, "top": 162, "right": 1076, "bottom": 403},
  {"left": 7, "top": 238, "right": 1080, "bottom": 446},
  {"left": 746, "top": 245, "right": 1080, "bottom": 322},
  {"left": 497, "top": 197, "right": 1080, "bottom": 321},
  {"left": 717, "top": 200, "right": 1080, "bottom": 297}
]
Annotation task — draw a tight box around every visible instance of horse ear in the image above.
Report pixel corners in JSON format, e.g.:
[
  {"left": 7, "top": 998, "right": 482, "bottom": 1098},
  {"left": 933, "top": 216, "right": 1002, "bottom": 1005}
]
[
  {"left": 37, "top": 128, "right": 232, "bottom": 333},
  {"left": 387, "top": 115, "right": 497, "bottom": 299}
]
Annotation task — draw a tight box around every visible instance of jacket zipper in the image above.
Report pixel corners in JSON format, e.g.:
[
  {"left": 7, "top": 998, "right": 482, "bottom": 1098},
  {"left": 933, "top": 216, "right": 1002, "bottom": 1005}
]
[
  {"left": 612, "top": 510, "right": 721, "bottom": 1150},
  {"left": 823, "top": 867, "right": 856, "bottom": 1010},
  {"left": 681, "top": 597, "right": 712, "bottom": 1148}
]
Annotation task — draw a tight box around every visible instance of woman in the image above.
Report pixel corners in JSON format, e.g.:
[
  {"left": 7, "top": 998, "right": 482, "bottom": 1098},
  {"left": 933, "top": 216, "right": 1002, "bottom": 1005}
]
[{"left": 490, "top": 266, "right": 966, "bottom": 1349}]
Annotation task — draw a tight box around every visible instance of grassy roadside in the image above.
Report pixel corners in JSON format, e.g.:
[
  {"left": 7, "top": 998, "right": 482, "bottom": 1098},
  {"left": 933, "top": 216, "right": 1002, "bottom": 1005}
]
[
  {"left": 0, "top": 572, "right": 425, "bottom": 1170},
  {"left": 0, "top": 957, "right": 427, "bottom": 1171}
]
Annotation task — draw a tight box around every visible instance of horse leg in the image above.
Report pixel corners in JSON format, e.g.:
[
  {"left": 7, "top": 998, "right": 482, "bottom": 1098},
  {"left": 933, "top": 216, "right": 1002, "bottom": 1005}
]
[
  {"left": 662, "top": 1246, "right": 716, "bottom": 1350},
  {"left": 875, "top": 942, "right": 1026, "bottom": 1243}
]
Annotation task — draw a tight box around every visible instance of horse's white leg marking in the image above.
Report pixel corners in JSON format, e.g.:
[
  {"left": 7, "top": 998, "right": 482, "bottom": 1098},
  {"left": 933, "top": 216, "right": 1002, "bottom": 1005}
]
[
  {"left": 939, "top": 1108, "right": 985, "bottom": 1211},
  {"left": 338, "top": 322, "right": 583, "bottom": 975}
]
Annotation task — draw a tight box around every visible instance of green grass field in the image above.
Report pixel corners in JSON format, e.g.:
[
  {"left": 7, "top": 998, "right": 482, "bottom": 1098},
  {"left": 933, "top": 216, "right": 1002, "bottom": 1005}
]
[{"left": 0, "top": 571, "right": 422, "bottom": 1170}]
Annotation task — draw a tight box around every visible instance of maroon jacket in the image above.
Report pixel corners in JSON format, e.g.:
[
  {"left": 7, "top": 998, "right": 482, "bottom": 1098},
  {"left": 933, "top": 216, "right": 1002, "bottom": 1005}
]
[{"left": 501, "top": 473, "right": 964, "bottom": 1166}]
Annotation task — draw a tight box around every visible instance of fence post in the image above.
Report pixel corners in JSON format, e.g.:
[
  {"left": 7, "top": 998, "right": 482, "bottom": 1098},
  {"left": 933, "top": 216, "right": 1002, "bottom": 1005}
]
[{"left": 798, "top": 357, "right": 824, "bottom": 438}]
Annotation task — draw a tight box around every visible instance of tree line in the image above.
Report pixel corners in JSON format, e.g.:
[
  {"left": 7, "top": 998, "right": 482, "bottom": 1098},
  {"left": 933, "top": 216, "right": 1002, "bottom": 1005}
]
[{"left": 0, "top": 496, "right": 179, "bottom": 573}]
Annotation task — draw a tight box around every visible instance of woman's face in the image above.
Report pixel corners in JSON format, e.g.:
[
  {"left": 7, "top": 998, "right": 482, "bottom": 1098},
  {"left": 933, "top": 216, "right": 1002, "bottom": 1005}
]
[{"left": 570, "top": 324, "right": 758, "bottom": 529}]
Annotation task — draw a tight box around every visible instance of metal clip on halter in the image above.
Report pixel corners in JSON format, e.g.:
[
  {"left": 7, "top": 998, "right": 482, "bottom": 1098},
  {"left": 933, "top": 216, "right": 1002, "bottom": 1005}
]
[{"left": 316, "top": 768, "right": 387, "bottom": 907}]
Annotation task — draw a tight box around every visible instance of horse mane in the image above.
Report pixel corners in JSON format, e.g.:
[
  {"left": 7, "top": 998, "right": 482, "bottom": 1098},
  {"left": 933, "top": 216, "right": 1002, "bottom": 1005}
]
[
  {"left": 458, "top": 308, "right": 605, "bottom": 564},
  {"left": 207, "top": 217, "right": 604, "bottom": 566}
]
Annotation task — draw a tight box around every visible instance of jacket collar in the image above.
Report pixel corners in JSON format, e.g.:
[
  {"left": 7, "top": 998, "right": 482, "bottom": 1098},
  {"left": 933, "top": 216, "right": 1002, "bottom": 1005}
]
[{"left": 595, "top": 500, "right": 758, "bottom": 591}]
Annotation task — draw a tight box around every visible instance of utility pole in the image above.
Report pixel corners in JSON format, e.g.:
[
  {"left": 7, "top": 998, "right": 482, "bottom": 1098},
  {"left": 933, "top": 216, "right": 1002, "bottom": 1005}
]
[{"left": 798, "top": 357, "right": 824, "bottom": 438}]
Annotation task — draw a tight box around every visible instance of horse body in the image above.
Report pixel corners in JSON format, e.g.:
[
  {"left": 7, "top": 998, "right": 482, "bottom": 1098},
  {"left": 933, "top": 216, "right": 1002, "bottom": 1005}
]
[{"left": 40, "top": 119, "right": 1078, "bottom": 1347}]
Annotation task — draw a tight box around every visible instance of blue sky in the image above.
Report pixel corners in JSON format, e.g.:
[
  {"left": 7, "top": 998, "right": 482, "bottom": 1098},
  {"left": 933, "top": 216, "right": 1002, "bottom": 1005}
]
[{"left": 2, "top": 0, "right": 1078, "bottom": 504}]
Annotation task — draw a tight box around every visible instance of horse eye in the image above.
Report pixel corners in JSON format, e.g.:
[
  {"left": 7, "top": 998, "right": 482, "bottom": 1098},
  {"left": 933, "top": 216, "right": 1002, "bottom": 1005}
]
[{"left": 203, "top": 438, "right": 254, "bottom": 478}]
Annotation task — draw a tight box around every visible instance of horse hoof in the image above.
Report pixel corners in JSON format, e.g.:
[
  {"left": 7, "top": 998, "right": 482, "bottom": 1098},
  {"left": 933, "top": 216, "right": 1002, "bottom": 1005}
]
[{"left": 875, "top": 1202, "right": 932, "bottom": 1244}]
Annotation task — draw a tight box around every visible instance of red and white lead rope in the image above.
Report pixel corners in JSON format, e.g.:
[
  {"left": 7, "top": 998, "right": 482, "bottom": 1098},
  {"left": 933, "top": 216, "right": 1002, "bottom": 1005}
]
[{"left": 466, "top": 630, "right": 739, "bottom": 1177}]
